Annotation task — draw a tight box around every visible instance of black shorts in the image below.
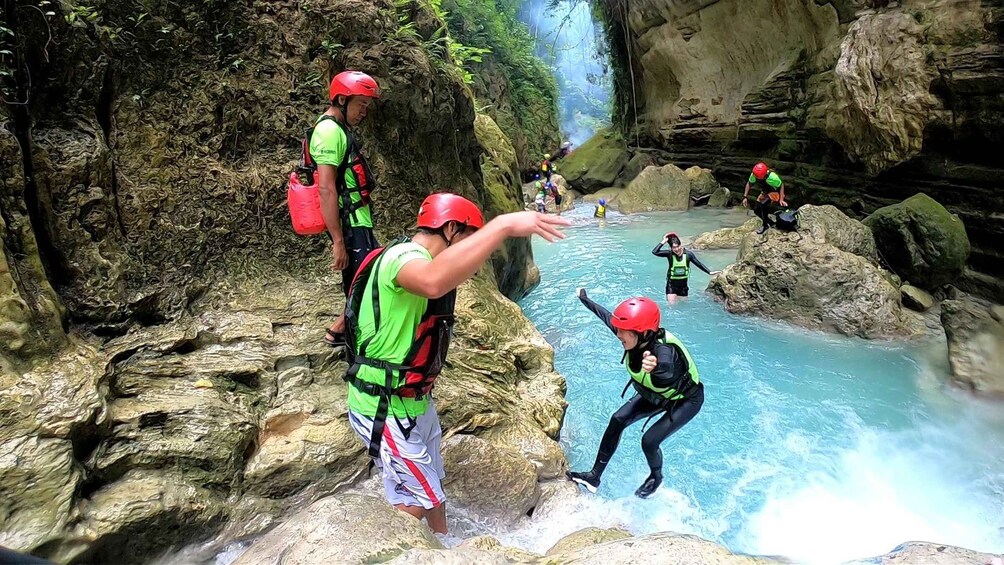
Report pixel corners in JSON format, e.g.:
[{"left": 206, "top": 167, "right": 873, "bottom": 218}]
[
  {"left": 338, "top": 225, "right": 379, "bottom": 296},
  {"left": 554, "top": 194, "right": 563, "bottom": 206},
  {"left": 666, "top": 278, "right": 689, "bottom": 297}
]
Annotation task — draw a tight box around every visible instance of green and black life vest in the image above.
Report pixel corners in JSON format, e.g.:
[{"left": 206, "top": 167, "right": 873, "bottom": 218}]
[
  {"left": 300, "top": 115, "right": 377, "bottom": 223},
  {"left": 622, "top": 332, "right": 700, "bottom": 406},
  {"left": 669, "top": 253, "right": 690, "bottom": 280},
  {"left": 342, "top": 238, "right": 455, "bottom": 457}
]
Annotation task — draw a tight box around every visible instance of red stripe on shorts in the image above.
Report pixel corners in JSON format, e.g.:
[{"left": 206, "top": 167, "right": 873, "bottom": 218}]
[{"left": 382, "top": 425, "right": 441, "bottom": 507}]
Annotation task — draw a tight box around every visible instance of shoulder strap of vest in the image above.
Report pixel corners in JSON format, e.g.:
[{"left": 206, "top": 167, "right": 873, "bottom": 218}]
[{"left": 304, "top": 115, "right": 354, "bottom": 193}]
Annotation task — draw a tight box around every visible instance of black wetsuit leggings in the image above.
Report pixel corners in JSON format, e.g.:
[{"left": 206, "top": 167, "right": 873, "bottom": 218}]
[
  {"left": 591, "top": 385, "right": 704, "bottom": 478},
  {"left": 754, "top": 198, "right": 774, "bottom": 229}
]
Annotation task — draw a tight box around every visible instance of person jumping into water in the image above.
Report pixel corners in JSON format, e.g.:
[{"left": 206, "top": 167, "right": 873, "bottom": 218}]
[
  {"left": 652, "top": 232, "right": 719, "bottom": 305},
  {"left": 568, "top": 290, "right": 704, "bottom": 499}
]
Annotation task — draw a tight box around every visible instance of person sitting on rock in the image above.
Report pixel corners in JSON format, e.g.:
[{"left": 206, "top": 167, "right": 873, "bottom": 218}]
[
  {"left": 568, "top": 291, "right": 704, "bottom": 499},
  {"left": 343, "top": 193, "right": 568, "bottom": 534},
  {"left": 652, "top": 232, "right": 719, "bottom": 305},
  {"left": 742, "top": 162, "right": 788, "bottom": 234},
  {"left": 594, "top": 198, "right": 607, "bottom": 219}
]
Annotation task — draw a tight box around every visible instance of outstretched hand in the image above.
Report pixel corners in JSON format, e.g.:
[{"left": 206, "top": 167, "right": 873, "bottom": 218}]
[
  {"left": 641, "top": 350, "right": 657, "bottom": 373},
  {"left": 576, "top": 287, "right": 587, "bottom": 299},
  {"left": 504, "top": 211, "right": 570, "bottom": 242}
]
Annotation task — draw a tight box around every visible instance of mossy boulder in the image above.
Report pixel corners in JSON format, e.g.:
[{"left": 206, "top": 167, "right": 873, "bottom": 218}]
[
  {"left": 686, "top": 166, "right": 719, "bottom": 198},
  {"left": 863, "top": 193, "right": 970, "bottom": 289},
  {"left": 559, "top": 129, "right": 629, "bottom": 192}
]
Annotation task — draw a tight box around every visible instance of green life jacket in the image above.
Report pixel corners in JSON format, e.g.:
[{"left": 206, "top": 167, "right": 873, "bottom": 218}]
[
  {"left": 669, "top": 253, "right": 690, "bottom": 280},
  {"left": 624, "top": 332, "right": 700, "bottom": 404}
]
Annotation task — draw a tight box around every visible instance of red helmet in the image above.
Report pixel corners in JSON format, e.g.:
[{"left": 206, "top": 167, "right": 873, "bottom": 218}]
[
  {"left": 611, "top": 297, "right": 661, "bottom": 333},
  {"left": 329, "top": 71, "right": 381, "bottom": 103},
  {"left": 417, "top": 193, "right": 485, "bottom": 230},
  {"left": 752, "top": 162, "right": 769, "bottom": 180}
]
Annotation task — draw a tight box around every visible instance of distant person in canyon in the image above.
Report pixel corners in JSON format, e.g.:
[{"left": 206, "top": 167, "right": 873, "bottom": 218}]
[
  {"left": 311, "top": 71, "right": 382, "bottom": 349},
  {"left": 594, "top": 198, "right": 607, "bottom": 218},
  {"left": 558, "top": 140, "right": 573, "bottom": 158},
  {"left": 343, "top": 194, "right": 569, "bottom": 533},
  {"left": 535, "top": 181, "right": 548, "bottom": 213},
  {"left": 742, "top": 161, "right": 788, "bottom": 235},
  {"left": 540, "top": 153, "right": 555, "bottom": 182},
  {"left": 652, "top": 232, "right": 719, "bottom": 305},
  {"left": 547, "top": 180, "right": 563, "bottom": 215},
  {"left": 569, "top": 291, "right": 705, "bottom": 499}
]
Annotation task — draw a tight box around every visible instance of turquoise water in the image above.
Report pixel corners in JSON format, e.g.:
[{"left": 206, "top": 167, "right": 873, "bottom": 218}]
[{"left": 515, "top": 206, "right": 1004, "bottom": 563}]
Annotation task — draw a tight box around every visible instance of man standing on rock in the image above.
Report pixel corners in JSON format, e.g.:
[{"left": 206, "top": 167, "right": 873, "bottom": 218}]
[
  {"left": 742, "top": 162, "right": 788, "bottom": 235},
  {"left": 343, "top": 193, "right": 569, "bottom": 533},
  {"left": 311, "top": 71, "right": 382, "bottom": 348}
]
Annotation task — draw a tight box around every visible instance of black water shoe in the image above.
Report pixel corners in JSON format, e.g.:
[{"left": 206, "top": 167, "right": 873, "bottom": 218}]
[
  {"left": 635, "top": 473, "right": 662, "bottom": 498},
  {"left": 568, "top": 470, "right": 601, "bottom": 493},
  {"left": 756, "top": 225, "right": 769, "bottom": 235}
]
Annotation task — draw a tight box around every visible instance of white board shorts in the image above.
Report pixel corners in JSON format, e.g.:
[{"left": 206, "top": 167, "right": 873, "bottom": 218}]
[{"left": 348, "top": 401, "right": 446, "bottom": 510}]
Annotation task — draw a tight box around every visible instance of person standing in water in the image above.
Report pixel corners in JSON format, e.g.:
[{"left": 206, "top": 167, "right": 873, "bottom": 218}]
[
  {"left": 594, "top": 198, "right": 607, "bottom": 219},
  {"left": 344, "top": 193, "right": 569, "bottom": 533},
  {"left": 652, "top": 232, "right": 719, "bottom": 305},
  {"left": 742, "top": 161, "right": 788, "bottom": 235},
  {"left": 568, "top": 290, "right": 704, "bottom": 499}
]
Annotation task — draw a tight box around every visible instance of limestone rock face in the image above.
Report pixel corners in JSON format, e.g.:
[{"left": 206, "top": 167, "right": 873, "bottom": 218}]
[
  {"left": 231, "top": 494, "right": 443, "bottom": 565},
  {"left": 864, "top": 193, "right": 971, "bottom": 290},
  {"left": 559, "top": 129, "right": 629, "bottom": 192},
  {"left": 941, "top": 298, "right": 1004, "bottom": 395},
  {"left": 475, "top": 113, "right": 540, "bottom": 299},
  {"left": 824, "top": 13, "right": 939, "bottom": 174},
  {"left": 597, "top": 0, "right": 1004, "bottom": 298},
  {"left": 616, "top": 164, "right": 693, "bottom": 213},
  {"left": 441, "top": 434, "right": 540, "bottom": 525},
  {"left": 708, "top": 229, "right": 917, "bottom": 339}
]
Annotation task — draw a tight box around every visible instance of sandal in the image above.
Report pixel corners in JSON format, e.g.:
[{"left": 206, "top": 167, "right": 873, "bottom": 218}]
[{"left": 324, "top": 328, "right": 346, "bottom": 348}]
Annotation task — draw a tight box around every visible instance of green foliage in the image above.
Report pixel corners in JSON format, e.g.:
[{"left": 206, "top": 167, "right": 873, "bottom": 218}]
[{"left": 442, "top": 0, "right": 560, "bottom": 157}]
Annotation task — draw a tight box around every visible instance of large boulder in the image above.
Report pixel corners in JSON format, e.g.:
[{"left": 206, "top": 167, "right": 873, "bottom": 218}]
[
  {"left": 559, "top": 129, "right": 629, "bottom": 192},
  {"left": 47, "top": 470, "right": 229, "bottom": 564},
  {"left": 901, "top": 284, "right": 934, "bottom": 312},
  {"left": 708, "top": 230, "right": 919, "bottom": 338},
  {"left": 545, "top": 532, "right": 774, "bottom": 564},
  {"left": 692, "top": 218, "right": 760, "bottom": 250},
  {"left": 863, "top": 193, "right": 970, "bottom": 289},
  {"left": 941, "top": 298, "right": 1004, "bottom": 395},
  {"left": 707, "top": 186, "right": 732, "bottom": 207},
  {"left": 441, "top": 434, "right": 540, "bottom": 525},
  {"left": 232, "top": 494, "right": 443, "bottom": 565},
  {"left": 797, "top": 204, "right": 878, "bottom": 260},
  {"left": 582, "top": 187, "right": 625, "bottom": 206},
  {"left": 478, "top": 419, "right": 568, "bottom": 480},
  {"left": 616, "top": 164, "right": 692, "bottom": 214},
  {"left": 823, "top": 12, "right": 939, "bottom": 174},
  {"left": 868, "top": 542, "right": 1002, "bottom": 564},
  {"left": 616, "top": 152, "right": 658, "bottom": 186},
  {"left": 686, "top": 166, "right": 719, "bottom": 198},
  {"left": 546, "top": 527, "right": 633, "bottom": 556}
]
